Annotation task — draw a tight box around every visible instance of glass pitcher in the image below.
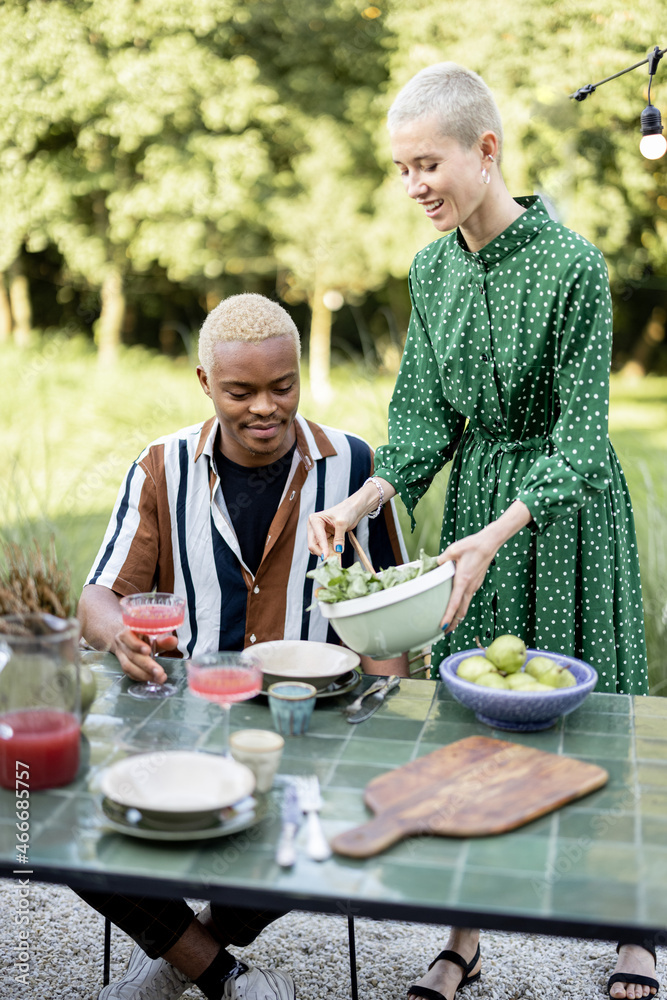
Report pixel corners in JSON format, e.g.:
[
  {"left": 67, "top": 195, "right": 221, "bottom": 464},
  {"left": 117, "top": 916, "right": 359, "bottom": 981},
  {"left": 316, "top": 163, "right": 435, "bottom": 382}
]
[{"left": 0, "top": 614, "right": 81, "bottom": 791}]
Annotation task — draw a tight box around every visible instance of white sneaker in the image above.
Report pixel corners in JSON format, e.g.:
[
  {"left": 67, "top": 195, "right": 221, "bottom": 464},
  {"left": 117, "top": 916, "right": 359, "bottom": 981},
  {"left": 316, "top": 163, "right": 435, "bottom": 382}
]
[
  {"left": 98, "top": 943, "right": 191, "bottom": 999},
  {"left": 223, "top": 966, "right": 296, "bottom": 1000}
]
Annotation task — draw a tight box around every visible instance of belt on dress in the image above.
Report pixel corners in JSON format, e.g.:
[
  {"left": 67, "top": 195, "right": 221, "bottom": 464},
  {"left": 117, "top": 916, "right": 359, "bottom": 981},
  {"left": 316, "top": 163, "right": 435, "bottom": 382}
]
[
  {"left": 468, "top": 425, "right": 548, "bottom": 454},
  {"left": 467, "top": 425, "right": 549, "bottom": 487}
]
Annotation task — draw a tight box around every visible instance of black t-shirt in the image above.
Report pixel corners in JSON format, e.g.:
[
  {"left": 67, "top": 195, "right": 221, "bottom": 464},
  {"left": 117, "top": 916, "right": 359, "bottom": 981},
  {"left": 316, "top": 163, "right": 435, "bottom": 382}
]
[{"left": 215, "top": 442, "right": 297, "bottom": 576}]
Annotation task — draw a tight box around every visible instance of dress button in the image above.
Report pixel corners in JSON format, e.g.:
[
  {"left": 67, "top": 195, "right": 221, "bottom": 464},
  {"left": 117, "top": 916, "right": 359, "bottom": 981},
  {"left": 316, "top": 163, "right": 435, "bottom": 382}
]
[
  {"left": 494, "top": 418, "right": 503, "bottom": 429},
  {"left": 481, "top": 353, "right": 489, "bottom": 363},
  {"left": 249, "top": 634, "right": 257, "bottom": 643},
  {"left": 253, "top": 585, "right": 260, "bottom": 594}
]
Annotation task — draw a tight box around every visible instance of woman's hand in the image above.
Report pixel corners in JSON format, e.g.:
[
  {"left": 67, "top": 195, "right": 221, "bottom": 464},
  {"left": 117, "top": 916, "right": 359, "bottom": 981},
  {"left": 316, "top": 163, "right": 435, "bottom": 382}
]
[
  {"left": 438, "top": 529, "right": 499, "bottom": 633},
  {"left": 438, "top": 500, "right": 533, "bottom": 633},
  {"left": 307, "top": 478, "right": 396, "bottom": 557}
]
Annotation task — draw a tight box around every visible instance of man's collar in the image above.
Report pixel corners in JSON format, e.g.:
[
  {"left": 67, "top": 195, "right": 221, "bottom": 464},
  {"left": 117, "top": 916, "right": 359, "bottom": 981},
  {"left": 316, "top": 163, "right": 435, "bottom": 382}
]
[
  {"left": 194, "top": 413, "right": 338, "bottom": 469},
  {"left": 194, "top": 416, "right": 218, "bottom": 463}
]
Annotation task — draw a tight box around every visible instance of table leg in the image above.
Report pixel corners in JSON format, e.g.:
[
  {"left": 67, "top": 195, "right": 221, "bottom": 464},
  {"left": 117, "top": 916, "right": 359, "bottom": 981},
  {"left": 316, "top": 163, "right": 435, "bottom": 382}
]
[
  {"left": 348, "top": 915, "right": 358, "bottom": 1000},
  {"left": 103, "top": 916, "right": 111, "bottom": 986}
]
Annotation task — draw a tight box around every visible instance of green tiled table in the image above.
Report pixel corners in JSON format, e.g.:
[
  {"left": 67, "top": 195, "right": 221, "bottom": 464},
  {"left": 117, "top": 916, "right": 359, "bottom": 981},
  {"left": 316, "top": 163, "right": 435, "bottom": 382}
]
[{"left": 1, "top": 653, "right": 666, "bottom": 949}]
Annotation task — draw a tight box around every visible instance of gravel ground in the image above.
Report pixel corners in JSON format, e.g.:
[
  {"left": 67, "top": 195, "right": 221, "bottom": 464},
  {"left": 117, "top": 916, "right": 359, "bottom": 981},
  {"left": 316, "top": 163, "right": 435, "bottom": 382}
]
[{"left": 1, "top": 879, "right": 663, "bottom": 999}]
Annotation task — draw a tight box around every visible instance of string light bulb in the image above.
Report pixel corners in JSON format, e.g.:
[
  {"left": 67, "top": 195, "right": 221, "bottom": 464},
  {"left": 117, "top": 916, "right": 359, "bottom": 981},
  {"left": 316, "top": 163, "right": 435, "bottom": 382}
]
[
  {"left": 571, "top": 45, "right": 666, "bottom": 160},
  {"left": 640, "top": 105, "right": 667, "bottom": 159},
  {"left": 640, "top": 48, "right": 666, "bottom": 159}
]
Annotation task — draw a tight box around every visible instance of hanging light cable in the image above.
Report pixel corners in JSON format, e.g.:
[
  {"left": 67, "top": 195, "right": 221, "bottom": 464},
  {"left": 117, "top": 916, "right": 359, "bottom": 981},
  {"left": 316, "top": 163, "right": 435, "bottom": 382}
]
[
  {"left": 570, "top": 45, "right": 667, "bottom": 160},
  {"left": 639, "top": 48, "right": 666, "bottom": 159}
]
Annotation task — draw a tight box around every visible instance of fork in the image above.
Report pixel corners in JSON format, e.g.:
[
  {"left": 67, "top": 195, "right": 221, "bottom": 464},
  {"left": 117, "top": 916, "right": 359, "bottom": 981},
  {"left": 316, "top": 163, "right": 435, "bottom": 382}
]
[
  {"left": 342, "top": 676, "right": 389, "bottom": 717},
  {"left": 297, "top": 775, "right": 332, "bottom": 861}
]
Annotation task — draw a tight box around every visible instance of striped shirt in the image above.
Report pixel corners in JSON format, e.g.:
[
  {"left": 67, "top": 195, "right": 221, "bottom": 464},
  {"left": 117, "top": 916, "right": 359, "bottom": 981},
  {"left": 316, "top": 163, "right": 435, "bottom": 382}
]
[{"left": 86, "top": 413, "right": 407, "bottom": 658}]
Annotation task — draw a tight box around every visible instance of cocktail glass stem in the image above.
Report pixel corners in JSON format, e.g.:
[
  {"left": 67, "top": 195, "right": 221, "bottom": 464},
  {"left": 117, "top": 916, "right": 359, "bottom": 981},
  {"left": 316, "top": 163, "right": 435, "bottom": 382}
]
[
  {"left": 128, "top": 635, "right": 177, "bottom": 700},
  {"left": 220, "top": 703, "right": 232, "bottom": 757}
]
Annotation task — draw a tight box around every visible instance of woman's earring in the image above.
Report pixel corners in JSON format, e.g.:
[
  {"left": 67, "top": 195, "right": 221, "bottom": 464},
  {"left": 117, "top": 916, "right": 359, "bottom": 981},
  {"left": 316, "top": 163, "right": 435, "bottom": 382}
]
[{"left": 481, "top": 153, "right": 494, "bottom": 184}]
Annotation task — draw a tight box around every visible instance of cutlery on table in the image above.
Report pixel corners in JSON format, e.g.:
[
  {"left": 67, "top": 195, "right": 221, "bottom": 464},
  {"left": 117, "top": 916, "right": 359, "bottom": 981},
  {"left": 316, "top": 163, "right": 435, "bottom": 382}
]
[
  {"left": 343, "top": 676, "right": 391, "bottom": 717},
  {"left": 275, "top": 781, "right": 302, "bottom": 868},
  {"left": 297, "top": 775, "right": 332, "bottom": 861},
  {"left": 345, "top": 675, "right": 401, "bottom": 724}
]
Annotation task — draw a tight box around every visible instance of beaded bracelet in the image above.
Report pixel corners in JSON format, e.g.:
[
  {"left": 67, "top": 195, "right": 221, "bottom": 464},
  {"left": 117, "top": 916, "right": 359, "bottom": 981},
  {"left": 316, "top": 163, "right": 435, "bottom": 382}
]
[{"left": 364, "top": 476, "right": 385, "bottom": 519}]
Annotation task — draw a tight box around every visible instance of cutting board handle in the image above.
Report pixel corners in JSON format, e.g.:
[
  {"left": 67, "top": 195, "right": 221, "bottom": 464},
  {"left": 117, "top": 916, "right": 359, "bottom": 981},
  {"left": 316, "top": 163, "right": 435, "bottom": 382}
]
[{"left": 331, "top": 813, "right": 411, "bottom": 859}]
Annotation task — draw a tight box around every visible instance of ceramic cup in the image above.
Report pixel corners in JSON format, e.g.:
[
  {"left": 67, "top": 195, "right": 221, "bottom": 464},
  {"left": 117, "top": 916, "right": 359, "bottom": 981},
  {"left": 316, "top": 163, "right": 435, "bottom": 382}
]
[
  {"left": 229, "top": 729, "right": 285, "bottom": 793},
  {"left": 267, "top": 682, "right": 317, "bottom": 736}
]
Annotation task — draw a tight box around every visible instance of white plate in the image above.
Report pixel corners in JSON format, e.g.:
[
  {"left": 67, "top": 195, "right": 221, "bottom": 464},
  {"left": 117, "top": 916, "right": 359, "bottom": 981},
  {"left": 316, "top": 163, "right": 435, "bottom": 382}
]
[
  {"left": 99, "top": 751, "right": 255, "bottom": 813},
  {"left": 254, "top": 639, "right": 360, "bottom": 691},
  {"left": 99, "top": 795, "right": 266, "bottom": 842}
]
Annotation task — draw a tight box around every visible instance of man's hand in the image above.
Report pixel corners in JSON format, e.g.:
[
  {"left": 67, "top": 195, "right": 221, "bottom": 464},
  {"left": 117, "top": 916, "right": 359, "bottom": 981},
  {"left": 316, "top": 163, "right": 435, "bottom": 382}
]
[
  {"left": 78, "top": 583, "right": 181, "bottom": 683},
  {"left": 110, "top": 627, "right": 179, "bottom": 683}
]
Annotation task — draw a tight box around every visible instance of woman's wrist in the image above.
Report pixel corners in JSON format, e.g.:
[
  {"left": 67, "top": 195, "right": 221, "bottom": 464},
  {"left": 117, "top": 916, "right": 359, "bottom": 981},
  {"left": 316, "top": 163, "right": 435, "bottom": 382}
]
[
  {"left": 358, "top": 477, "right": 395, "bottom": 519},
  {"left": 482, "top": 499, "right": 533, "bottom": 551}
]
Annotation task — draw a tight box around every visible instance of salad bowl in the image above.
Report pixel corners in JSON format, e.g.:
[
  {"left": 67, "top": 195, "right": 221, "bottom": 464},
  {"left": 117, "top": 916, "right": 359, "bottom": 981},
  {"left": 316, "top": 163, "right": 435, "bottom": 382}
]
[{"left": 316, "top": 558, "right": 455, "bottom": 658}]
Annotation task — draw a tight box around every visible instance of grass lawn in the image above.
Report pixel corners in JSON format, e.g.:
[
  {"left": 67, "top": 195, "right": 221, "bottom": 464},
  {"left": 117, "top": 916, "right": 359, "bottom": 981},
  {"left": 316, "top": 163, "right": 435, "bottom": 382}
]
[{"left": 3, "top": 337, "right": 666, "bottom": 693}]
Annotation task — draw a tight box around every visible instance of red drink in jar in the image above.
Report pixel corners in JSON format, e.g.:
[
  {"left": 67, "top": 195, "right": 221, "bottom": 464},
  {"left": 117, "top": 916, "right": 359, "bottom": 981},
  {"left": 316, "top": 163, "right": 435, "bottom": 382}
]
[{"left": 0, "top": 709, "right": 80, "bottom": 790}]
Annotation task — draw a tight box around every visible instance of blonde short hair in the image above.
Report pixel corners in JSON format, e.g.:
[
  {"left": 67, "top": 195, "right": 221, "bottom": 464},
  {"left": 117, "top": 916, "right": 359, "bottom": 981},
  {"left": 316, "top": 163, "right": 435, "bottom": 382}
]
[
  {"left": 387, "top": 62, "right": 503, "bottom": 161},
  {"left": 198, "top": 293, "right": 301, "bottom": 373}
]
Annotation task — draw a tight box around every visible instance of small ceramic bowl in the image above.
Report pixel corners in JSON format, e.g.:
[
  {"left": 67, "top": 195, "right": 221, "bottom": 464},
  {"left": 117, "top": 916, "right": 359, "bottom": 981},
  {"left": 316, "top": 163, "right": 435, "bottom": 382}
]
[
  {"left": 267, "top": 681, "right": 317, "bottom": 736},
  {"left": 439, "top": 649, "right": 598, "bottom": 732}
]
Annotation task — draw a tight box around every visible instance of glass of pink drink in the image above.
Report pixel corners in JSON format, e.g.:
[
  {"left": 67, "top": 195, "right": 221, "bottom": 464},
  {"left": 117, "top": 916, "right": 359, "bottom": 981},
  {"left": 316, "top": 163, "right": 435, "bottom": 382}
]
[
  {"left": 119, "top": 593, "right": 186, "bottom": 700},
  {"left": 186, "top": 651, "right": 263, "bottom": 757}
]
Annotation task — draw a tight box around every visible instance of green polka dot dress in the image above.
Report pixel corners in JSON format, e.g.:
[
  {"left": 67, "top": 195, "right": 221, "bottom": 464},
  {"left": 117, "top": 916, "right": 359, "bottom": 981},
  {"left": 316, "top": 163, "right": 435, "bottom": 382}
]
[{"left": 374, "top": 196, "right": 648, "bottom": 694}]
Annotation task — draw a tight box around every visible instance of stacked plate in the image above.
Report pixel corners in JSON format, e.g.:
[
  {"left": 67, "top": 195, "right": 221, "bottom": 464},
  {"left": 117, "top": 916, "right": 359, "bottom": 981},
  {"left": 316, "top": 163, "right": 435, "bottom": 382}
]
[
  {"left": 99, "top": 750, "right": 264, "bottom": 841},
  {"left": 252, "top": 640, "right": 361, "bottom": 697}
]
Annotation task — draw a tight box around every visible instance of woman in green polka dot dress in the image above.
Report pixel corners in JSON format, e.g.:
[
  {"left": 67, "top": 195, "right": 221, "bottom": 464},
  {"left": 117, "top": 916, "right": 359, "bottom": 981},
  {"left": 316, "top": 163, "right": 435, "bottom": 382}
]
[
  {"left": 308, "top": 62, "right": 656, "bottom": 1000},
  {"left": 308, "top": 63, "right": 647, "bottom": 697}
]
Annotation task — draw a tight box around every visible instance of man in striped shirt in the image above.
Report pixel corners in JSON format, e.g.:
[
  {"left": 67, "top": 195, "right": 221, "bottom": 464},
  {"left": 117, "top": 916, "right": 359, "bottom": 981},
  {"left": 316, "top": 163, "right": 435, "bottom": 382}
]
[
  {"left": 80, "top": 295, "right": 407, "bottom": 683},
  {"left": 76, "top": 293, "right": 408, "bottom": 1000}
]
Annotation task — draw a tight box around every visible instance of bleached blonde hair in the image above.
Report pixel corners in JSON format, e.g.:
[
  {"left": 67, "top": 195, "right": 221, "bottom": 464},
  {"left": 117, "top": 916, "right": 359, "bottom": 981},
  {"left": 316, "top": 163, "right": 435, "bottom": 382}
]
[
  {"left": 198, "top": 293, "right": 301, "bottom": 373},
  {"left": 387, "top": 62, "right": 503, "bottom": 161}
]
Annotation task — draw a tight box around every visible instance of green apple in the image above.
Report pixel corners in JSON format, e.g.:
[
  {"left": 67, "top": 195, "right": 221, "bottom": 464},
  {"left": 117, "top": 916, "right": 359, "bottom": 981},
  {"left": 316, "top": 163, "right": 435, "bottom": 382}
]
[
  {"left": 475, "top": 672, "right": 509, "bottom": 689},
  {"left": 485, "top": 634, "right": 527, "bottom": 674},
  {"left": 551, "top": 667, "right": 577, "bottom": 688},
  {"left": 526, "top": 655, "right": 576, "bottom": 688},
  {"left": 457, "top": 656, "right": 497, "bottom": 682},
  {"left": 525, "top": 655, "right": 559, "bottom": 683},
  {"left": 507, "top": 672, "right": 540, "bottom": 690}
]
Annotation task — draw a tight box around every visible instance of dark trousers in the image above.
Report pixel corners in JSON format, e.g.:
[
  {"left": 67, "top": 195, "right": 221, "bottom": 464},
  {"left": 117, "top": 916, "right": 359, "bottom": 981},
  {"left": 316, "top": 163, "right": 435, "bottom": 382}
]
[{"left": 74, "top": 888, "right": 286, "bottom": 960}]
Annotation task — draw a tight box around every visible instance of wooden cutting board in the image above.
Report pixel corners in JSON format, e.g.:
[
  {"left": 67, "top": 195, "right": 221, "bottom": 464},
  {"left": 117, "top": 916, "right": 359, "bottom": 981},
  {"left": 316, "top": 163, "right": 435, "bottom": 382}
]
[{"left": 331, "top": 735, "right": 608, "bottom": 859}]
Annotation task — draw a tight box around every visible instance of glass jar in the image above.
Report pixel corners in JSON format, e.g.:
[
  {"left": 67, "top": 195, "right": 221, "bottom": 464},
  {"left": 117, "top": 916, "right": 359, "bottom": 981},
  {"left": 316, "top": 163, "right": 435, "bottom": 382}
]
[{"left": 0, "top": 614, "right": 81, "bottom": 791}]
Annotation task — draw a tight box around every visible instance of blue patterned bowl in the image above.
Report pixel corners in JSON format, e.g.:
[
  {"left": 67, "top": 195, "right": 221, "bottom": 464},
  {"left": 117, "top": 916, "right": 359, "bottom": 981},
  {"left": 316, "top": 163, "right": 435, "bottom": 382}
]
[{"left": 439, "top": 649, "right": 598, "bottom": 732}]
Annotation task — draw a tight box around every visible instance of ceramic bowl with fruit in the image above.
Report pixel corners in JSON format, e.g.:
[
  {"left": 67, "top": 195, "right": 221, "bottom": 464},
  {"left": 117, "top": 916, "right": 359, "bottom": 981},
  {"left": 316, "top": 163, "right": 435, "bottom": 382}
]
[
  {"left": 439, "top": 635, "right": 598, "bottom": 731},
  {"left": 312, "top": 553, "right": 455, "bottom": 659}
]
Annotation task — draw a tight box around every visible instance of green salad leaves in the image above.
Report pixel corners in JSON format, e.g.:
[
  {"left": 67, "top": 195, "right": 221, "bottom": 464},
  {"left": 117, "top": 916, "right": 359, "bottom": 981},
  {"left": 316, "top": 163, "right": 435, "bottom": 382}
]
[{"left": 308, "top": 550, "right": 440, "bottom": 604}]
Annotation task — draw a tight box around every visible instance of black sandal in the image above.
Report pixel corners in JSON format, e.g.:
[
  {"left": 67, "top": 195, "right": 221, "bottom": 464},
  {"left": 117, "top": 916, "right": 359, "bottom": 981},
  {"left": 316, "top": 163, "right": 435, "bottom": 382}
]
[
  {"left": 607, "top": 942, "right": 660, "bottom": 997},
  {"left": 408, "top": 944, "right": 482, "bottom": 1000}
]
